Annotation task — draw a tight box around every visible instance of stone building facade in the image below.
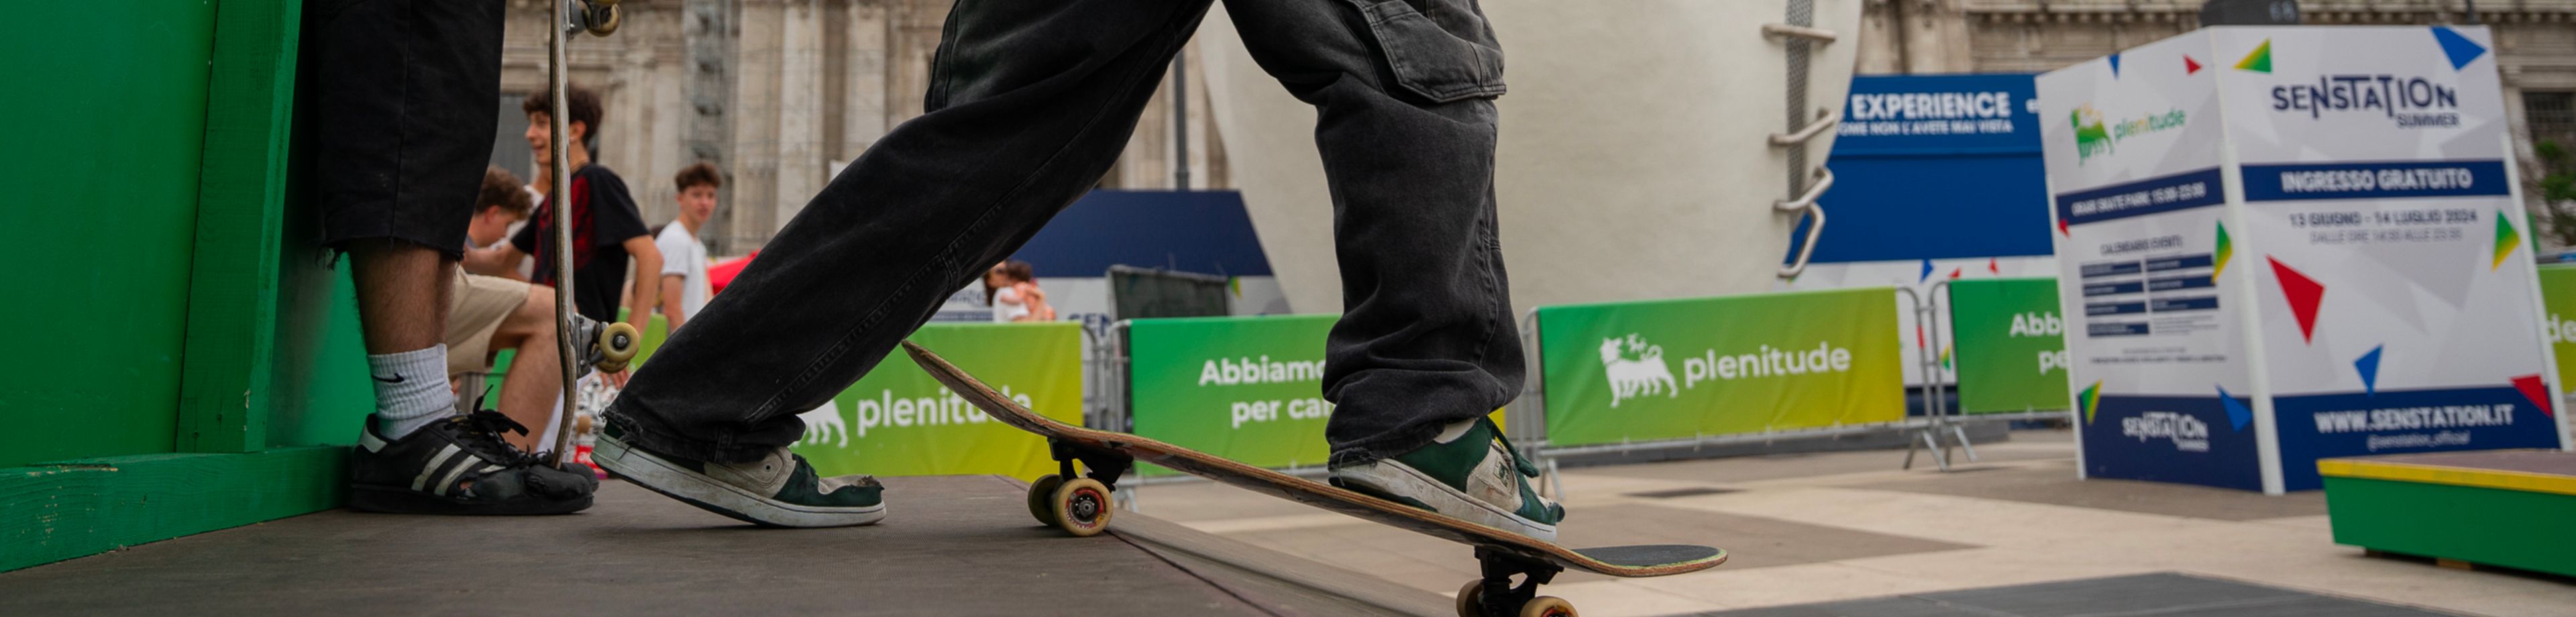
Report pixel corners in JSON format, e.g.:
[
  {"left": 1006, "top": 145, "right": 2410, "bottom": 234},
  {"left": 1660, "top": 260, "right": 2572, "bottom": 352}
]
[
  {"left": 495, "top": 0, "right": 2576, "bottom": 254},
  {"left": 494, "top": 0, "right": 1222, "bottom": 256}
]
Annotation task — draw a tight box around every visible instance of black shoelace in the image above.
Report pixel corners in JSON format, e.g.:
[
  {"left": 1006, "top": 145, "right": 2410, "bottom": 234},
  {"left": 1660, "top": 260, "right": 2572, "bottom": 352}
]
[{"left": 451, "top": 410, "right": 551, "bottom": 468}]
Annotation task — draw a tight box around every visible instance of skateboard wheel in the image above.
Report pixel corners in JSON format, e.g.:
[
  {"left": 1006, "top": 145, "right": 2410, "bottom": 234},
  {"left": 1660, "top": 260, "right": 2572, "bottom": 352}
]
[
  {"left": 584, "top": 3, "right": 621, "bottom": 36},
  {"left": 1518, "top": 597, "right": 1576, "bottom": 617},
  {"left": 598, "top": 322, "right": 641, "bottom": 365},
  {"left": 1454, "top": 580, "right": 1483, "bottom": 617},
  {"left": 1026, "top": 474, "right": 1065, "bottom": 525},
  {"left": 1051, "top": 477, "right": 1113, "bottom": 537}
]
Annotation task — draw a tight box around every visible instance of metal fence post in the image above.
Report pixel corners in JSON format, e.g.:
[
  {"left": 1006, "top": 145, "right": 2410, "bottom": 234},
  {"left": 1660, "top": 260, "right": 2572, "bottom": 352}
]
[
  {"left": 1511, "top": 308, "right": 1560, "bottom": 499},
  {"left": 1106, "top": 321, "right": 1142, "bottom": 511},
  {"left": 1896, "top": 286, "right": 1951, "bottom": 471}
]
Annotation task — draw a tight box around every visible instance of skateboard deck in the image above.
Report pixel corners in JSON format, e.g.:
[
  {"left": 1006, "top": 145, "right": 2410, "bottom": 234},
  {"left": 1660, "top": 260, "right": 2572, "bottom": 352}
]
[
  {"left": 543, "top": 0, "right": 633, "bottom": 465},
  {"left": 902, "top": 341, "right": 1725, "bottom": 579}
]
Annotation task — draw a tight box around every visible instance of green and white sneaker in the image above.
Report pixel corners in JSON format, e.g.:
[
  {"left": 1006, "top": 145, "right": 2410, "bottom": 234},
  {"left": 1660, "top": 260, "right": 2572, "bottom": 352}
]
[
  {"left": 592, "top": 421, "right": 885, "bottom": 528},
  {"left": 1328, "top": 417, "right": 1564, "bottom": 541}
]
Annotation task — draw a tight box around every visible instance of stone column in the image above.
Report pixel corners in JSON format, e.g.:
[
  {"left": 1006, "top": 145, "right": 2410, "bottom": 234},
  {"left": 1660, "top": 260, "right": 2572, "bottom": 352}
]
[
  {"left": 843, "top": 0, "right": 890, "bottom": 162},
  {"left": 730, "top": 0, "right": 784, "bottom": 248},
  {"left": 775, "top": 0, "right": 826, "bottom": 233}
]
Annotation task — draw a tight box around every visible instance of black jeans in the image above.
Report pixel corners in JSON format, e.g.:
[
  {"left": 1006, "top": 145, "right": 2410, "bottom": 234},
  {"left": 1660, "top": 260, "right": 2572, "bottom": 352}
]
[{"left": 608, "top": 0, "right": 1524, "bottom": 467}]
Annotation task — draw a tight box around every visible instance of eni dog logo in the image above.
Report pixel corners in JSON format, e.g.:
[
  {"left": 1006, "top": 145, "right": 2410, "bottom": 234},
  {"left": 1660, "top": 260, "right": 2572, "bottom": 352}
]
[
  {"left": 798, "top": 400, "right": 850, "bottom": 448},
  {"left": 1599, "top": 333, "right": 1679, "bottom": 408}
]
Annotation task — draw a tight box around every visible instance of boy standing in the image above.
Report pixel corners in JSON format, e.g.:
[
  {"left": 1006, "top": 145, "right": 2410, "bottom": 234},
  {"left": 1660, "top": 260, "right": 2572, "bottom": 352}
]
[
  {"left": 467, "top": 85, "right": 661, "bottom": 388},
  {"left": 654, "top": 163, "right": 722, "bottom": 333},
  {"left": 315, "top": 0, "right": 595, "bottom": 515}
]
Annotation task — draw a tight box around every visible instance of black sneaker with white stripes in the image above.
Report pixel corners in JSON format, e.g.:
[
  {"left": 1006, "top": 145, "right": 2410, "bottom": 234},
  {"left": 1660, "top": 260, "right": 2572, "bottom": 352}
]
[{"left": 348, "top": 411, "right": 598, "bottom": 515}]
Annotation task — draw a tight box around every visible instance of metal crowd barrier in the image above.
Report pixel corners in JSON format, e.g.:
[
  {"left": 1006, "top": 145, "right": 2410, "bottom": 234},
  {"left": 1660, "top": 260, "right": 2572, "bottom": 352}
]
[{"left": 1899, "top": 280, "right": 2078, "bottom": 471}]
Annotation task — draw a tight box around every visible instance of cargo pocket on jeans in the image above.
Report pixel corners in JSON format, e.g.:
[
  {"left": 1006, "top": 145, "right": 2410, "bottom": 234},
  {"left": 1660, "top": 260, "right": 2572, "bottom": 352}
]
[{"left": 1346, "top": 0, "right": 1507, "bottom": 103}]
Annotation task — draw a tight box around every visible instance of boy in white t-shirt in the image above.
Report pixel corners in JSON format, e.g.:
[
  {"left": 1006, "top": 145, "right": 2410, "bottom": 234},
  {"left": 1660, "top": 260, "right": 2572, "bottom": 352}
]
[{"left": 654, "top": 163, "right": 721, "bottom": 333}]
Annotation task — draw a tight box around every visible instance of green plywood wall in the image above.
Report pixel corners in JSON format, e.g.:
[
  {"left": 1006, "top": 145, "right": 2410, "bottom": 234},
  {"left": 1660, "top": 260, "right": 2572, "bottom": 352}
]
[{"left": 0, "top": 2, "right": 221, "bottom": 467}]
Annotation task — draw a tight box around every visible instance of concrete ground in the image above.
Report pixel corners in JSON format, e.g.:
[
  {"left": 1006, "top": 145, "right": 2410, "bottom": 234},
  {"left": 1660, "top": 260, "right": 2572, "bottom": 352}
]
[
  {"left": 0, "top": 475, "right": 1448, "bottom": 616},
  {"left": 1132, "top": 429, "right": 2576, "bottom": 617}
]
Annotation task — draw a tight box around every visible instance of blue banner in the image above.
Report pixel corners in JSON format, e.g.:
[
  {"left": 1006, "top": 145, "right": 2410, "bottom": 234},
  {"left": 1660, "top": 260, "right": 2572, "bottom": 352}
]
[
  {"left": 1791, "top": 74, "right": 2053, "bottom": 264},
  {"left": 2054, "top": 168, "right": 2229, "bottom": 227},
  {"left": 2080, "top": 394, "right": 2265, "bottom": 491},
  {"left": 2271, "top": 386, "right": 2562, "bottom": 490},
  {"left": 2239, "top": 160, "right": 2510, "bottom": 202},
  {"left": 1837, "top": 74, "right": 2041, "bottom": 156}
]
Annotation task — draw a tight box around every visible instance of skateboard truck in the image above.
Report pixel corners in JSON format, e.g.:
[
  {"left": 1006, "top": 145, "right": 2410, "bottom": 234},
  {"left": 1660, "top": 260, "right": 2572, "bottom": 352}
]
[
  {"left": 1460, "top": 547, "right": 1574, "bottom": 617},
  {"left": 1025, "top": 439, "right": 1132, "bottom": 537}
]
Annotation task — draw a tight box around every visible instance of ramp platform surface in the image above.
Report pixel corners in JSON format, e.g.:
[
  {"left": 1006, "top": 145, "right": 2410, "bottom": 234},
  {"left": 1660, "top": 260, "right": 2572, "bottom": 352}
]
[{"left": 0, "top": 475, "right": 1444, "bottom": 616}]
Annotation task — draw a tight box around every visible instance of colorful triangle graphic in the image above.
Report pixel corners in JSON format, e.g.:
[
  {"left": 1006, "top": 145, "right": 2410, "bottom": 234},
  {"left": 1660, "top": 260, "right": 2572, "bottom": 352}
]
[
  {"left": 2078, "top": 381, "right": 2103, "bottom": 424},
  {"left": 2512, "top": 374, "right": 2554, "bottom": 416},
  {"left": 2184, "top": 55, "right": 2203, "bottom": 74},
  {"left": 2058, "top": 218, "right": 2072, "bottom": 237},
  {"left": 2432, "top": 26, "right": 2488, "bottom": 70},
  {"left": 2213, "top": 221, "right": 2233, "bottom": 281},
  {"left": 2236, "top": 40, "right": 2272, "bottom": 73},
  {"left": 1988, "top": 258, "right": 2000, "bottom": 275},
  {"left": 2493, "top": 211, "right": 2522, "bottom": 270},
  {"left": 2269, "top": 256, "right": 2326, "bottom": 344},
  {"left": 2216, "top": 385, "right": 2253, "bottom": 431},
  {"left": 2108, "top": 53, "right": 2123, "bottom": 78},
  {"left": 2354, "top": 345, "right": 2383, "bottom": 396}
]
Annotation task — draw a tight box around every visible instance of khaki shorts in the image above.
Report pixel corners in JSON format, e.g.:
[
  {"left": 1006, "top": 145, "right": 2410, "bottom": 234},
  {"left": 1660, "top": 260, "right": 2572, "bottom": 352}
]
[{"left": 446, "top": 270, "right": 531, "bottom": 377}]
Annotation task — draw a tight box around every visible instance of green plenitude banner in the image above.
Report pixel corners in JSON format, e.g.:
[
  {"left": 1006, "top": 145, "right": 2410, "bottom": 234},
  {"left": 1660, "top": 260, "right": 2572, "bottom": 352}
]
[
  {"left": 2538, "top": 265, "right": 2576, "bottom": 390},
  {"left": 1537, "top": 287, "right": 1906, "bottom": 447},
  {"left": 1946, "top": 278, "right": 2072, "bottom": 414},
  {"left": 490, "top": 321, "right": 1081, "bottom": 480},
  {"left": 787, "top": 322, "right": 1084, "bottom": 482},
  {"left": 1126, "top": 315, "right": 1340, "bottom": 473}
]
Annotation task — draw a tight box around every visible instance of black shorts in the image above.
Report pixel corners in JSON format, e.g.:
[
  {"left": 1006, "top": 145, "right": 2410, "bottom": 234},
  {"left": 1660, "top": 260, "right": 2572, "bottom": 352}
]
[{"left": 308, "top": 0, "right": 504, "bottom": 259}]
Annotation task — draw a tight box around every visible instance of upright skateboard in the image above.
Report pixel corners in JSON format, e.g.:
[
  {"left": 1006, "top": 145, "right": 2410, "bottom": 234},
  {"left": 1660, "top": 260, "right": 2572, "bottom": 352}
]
[
  {"left": 903, "top": 342, "right": 1725, "bottom": 617},
  {"left": 545, "top": 0, "right": 637, "bottom": 465}
]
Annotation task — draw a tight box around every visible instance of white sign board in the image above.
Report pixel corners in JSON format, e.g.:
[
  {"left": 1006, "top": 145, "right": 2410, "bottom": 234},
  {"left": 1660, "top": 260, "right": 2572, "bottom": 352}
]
[{"left": 2038, "top": 25, "right": 2567, "bottom": 494}]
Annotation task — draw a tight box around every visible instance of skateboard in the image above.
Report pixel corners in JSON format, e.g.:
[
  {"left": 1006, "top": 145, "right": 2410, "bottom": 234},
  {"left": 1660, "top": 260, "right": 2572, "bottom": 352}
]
[
  {"left": 544, "top": 0, "right": 633, "bottom": 465},
  {"left": 902, "top": 341, "right": 1725, "bottom": 617}
]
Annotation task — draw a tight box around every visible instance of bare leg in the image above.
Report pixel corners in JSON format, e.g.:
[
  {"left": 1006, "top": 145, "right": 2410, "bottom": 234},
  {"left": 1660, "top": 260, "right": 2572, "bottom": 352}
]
[
  {"left": 488, "top": 285, "right": 566, "bottom": 451},
  {"left": 348, "top": 239, "right": 454, "bottom": 355}
]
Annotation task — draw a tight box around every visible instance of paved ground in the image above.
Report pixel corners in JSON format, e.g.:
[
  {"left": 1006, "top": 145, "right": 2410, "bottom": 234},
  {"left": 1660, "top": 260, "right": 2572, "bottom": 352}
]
[
  {"left": 1697, "top": 572, "right": 2467, "bottom": 616},
  {"left": 1132, "top": 429, "right": 2576, "bottom": 616},
  {"left": 0, "top": 475, "right": 1440, "bottom": 616}
]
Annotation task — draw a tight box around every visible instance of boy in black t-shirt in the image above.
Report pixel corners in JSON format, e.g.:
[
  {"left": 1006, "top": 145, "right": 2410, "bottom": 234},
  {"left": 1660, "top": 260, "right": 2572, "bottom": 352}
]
[{"left": 466, "top": 86, "right": 661, "bottom": 386}]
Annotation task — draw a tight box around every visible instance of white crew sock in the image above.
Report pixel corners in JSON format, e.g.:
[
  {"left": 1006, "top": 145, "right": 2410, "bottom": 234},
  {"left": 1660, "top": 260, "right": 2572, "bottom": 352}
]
[
  {"left": 533, "top": 392, "right": 568, "bottom": 456},
  {"left": 370, "top": 345, "right": 458, "bottom": 439}
]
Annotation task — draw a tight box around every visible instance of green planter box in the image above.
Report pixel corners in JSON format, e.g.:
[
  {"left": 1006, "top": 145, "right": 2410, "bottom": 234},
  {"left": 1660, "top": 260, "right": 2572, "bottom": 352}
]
[{"left": 2320, "top": 451, "right": 2576, "bottom": 576}]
